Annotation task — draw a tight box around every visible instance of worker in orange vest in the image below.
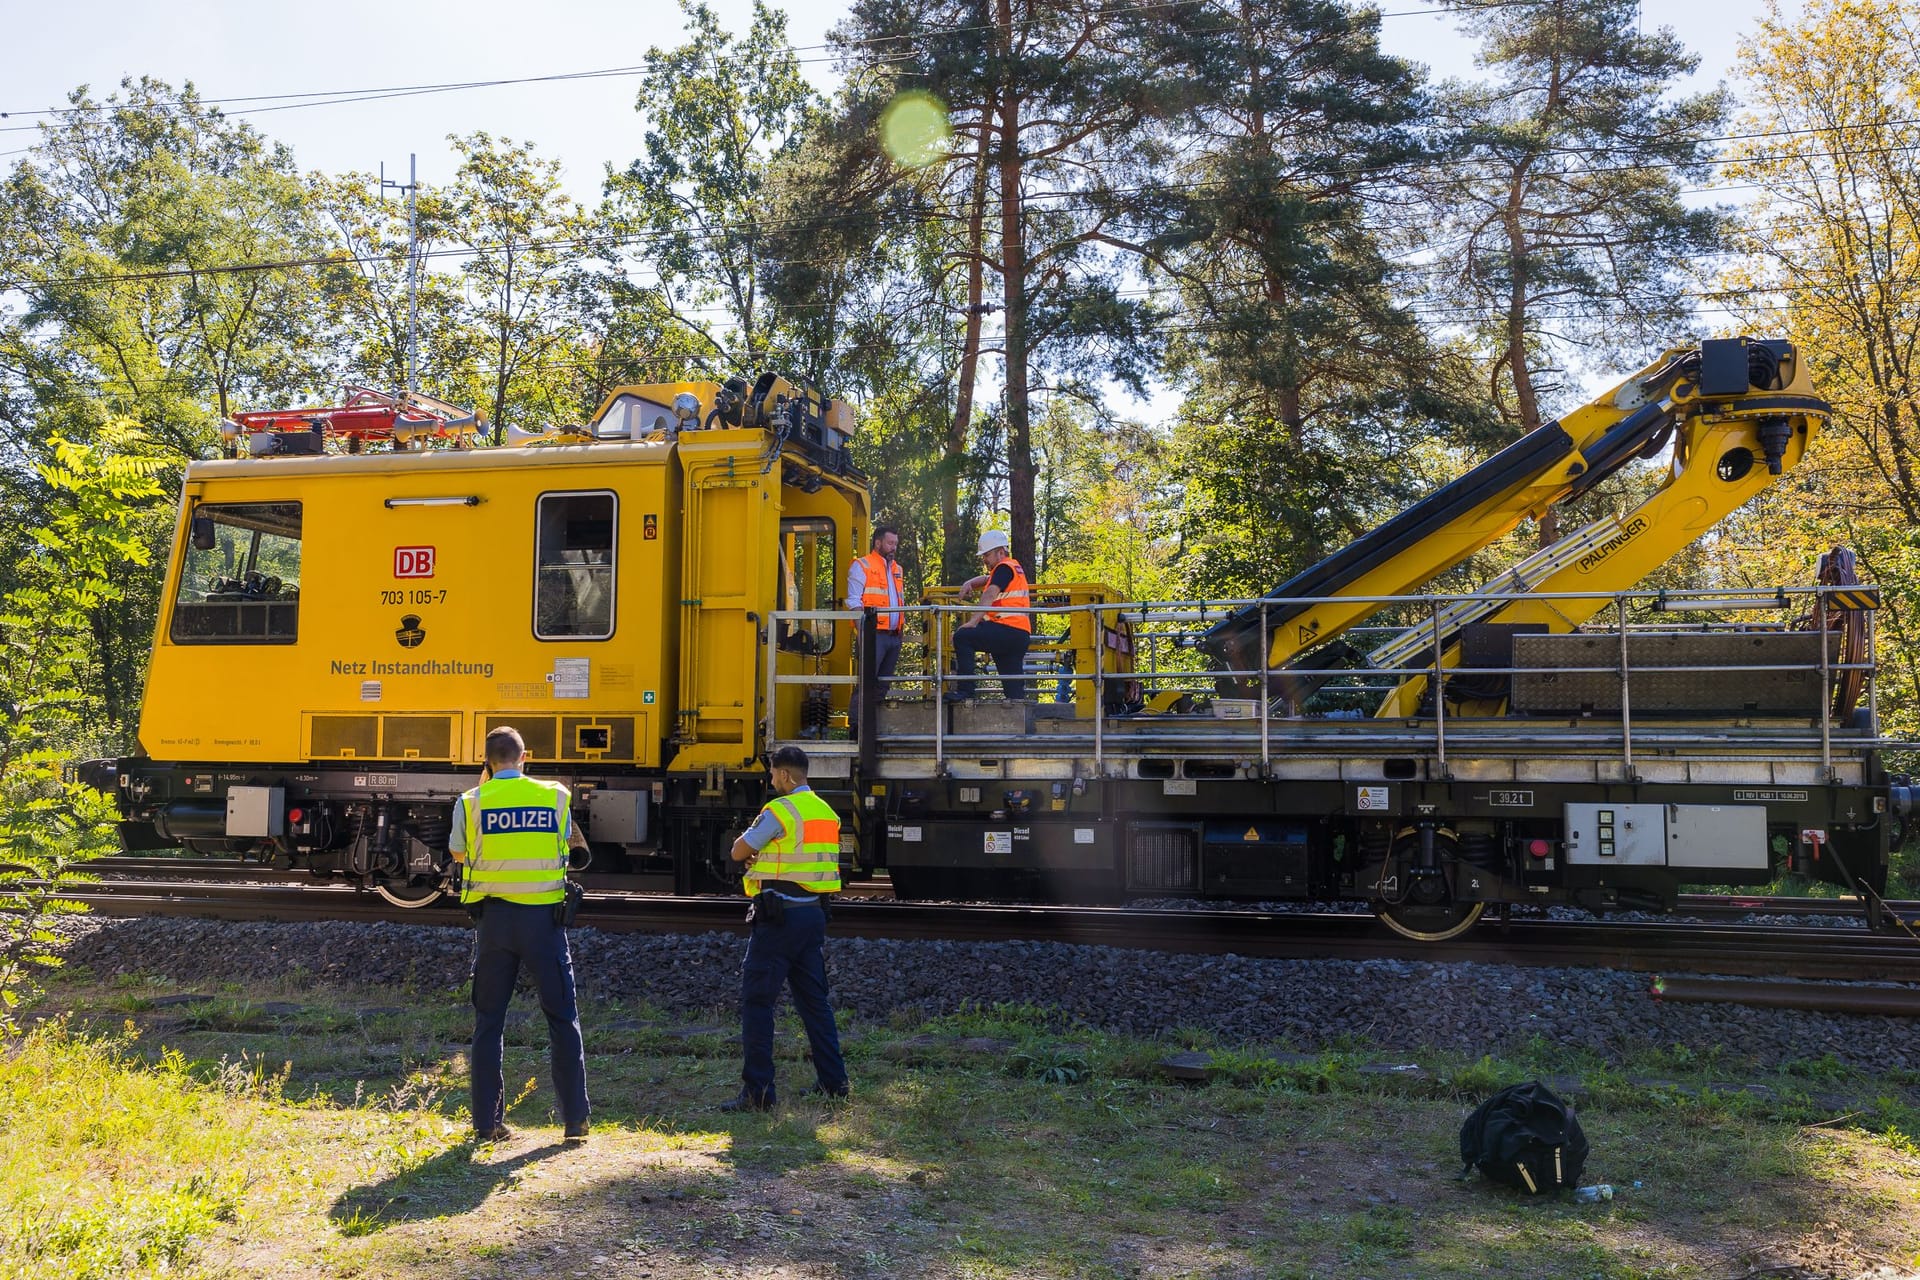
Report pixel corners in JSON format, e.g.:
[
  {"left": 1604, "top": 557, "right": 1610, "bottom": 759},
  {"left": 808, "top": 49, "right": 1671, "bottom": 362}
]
[
  {"left": 845, "top": 524, "right": 905, "bottom": 731},
  {"left": 949, "top": 529, "right": 1032, "bottom": 702}
]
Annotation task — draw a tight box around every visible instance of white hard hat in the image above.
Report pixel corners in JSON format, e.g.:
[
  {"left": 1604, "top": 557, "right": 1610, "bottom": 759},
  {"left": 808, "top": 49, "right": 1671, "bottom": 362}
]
[{"left": 977, "top": 529, "right": 1010, "bottom": 555}]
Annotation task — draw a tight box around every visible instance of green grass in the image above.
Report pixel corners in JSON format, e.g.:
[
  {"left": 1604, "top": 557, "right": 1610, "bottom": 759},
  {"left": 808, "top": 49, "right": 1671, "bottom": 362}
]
[
  {"left": 0, "top": 1024, "right": 258, "bottom": 1277},
  {"left": 2, "top": 975, "right": 1917, "bottom": 1278}
]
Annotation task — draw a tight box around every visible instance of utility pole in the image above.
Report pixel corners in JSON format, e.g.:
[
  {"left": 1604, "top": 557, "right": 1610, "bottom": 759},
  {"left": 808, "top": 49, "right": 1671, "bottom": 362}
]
[{"left": 380, "top": 154, "right": 421, "bottom": 394}]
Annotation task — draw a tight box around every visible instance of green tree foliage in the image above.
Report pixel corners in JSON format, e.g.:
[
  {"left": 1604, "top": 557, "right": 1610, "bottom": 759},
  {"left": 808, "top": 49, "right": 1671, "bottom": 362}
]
[
  {"left": 0, "top": 77, "right": 329, "bottom": 455},
  {"left": 0, "top": 78, "right": 318, "bottom": 731},
  {"left": 308, "top": 167, "right": 472, "bottom": 398},
  {"left": 311, "top": 147, "right": 647, "bottom": 428},
  {"left": 1423, "top": 0, "right": 1726, "bottom": 503},
  {"left": 762, "top": 79, "right": 986, "bottom": 585},
  {"left": 813, "top": 14, "right": 1005, "bottom": 580},
  {"left": 832, "top": 0, "right": 1210, "bottom": 573},
  {"left": 0, "top": 424, "right": 164, "bottom": 1031},
  {"left": 1151, "top": 0, "right": 1490, "bottom": 599},
  {"left": 444, "top": 133, "right": 600, "bottom": 438},
  {"left": 604, "top": 0, "right": 823, "bottom": 373},
  {"left": 1030, "top": 401, "right": 1180, "bottom": 598},
  {"left": 1719, "top": 0, "right": 1920, "bottom": 735}
]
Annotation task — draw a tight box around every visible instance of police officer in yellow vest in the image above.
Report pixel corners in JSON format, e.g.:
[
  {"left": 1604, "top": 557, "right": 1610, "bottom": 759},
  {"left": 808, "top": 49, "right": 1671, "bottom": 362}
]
[
  {"left": 722, "top": 745, "right": 849, "bottom": 1110},
  {"left": 450, "top": 725, "right": 589, "bottom": 1142}
]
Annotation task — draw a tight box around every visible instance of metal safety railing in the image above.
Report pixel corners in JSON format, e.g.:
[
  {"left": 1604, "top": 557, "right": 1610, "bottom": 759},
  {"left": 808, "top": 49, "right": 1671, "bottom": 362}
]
[{"left": 763, "top": 584, "right": 1883, "bottom": 779}]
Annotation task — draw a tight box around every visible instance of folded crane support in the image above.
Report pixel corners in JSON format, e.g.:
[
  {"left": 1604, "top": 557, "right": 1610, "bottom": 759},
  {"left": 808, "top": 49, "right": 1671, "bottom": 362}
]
[
  {"left": 1199, "top": 418, "right": 1581, "bottom": 668},
  {"left": 1199, "top": 338, "right": 1830, "bottom": 689}
]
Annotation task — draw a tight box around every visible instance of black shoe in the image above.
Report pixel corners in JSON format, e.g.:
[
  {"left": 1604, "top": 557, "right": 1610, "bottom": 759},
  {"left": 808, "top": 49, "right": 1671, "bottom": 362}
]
[
  {"left": 942, "top": 691, "right": 969, "bottom": 704},
  {"left": 563, "top": 1124, "right": 589, "bottom": 1142},
  {"left": 474, "top": 1125, "right": 512, "bottom": 1143},
  {"left": 799, "top": 1083, "right": 850, "bottom": 1100},
  {"left": 719, "top": 1092, "right": 775, "bottom": 1113}
]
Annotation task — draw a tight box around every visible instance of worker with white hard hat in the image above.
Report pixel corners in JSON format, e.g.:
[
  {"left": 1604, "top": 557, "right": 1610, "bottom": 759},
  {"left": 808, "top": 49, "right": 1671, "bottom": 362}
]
[{"left": 946, "top": 528, "right": 1032, "bottom": 702}]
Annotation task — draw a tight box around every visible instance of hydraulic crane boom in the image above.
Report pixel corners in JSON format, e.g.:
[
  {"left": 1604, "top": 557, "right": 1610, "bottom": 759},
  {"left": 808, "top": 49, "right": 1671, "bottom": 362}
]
[{"left": 1200, "top": 338, "right": 1831, "bottom": 682}]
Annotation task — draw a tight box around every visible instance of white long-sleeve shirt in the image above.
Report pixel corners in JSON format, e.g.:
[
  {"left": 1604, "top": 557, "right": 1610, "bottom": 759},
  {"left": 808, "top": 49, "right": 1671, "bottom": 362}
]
[{"left": 846, "top": 555, "right": 904, "bottom": 630}]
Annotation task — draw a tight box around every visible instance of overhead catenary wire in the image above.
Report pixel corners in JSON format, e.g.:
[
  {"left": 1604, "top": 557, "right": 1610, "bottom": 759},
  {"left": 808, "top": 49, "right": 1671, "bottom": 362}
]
[
  {"left": 0, "top": 0, "right": 1553, "bottom": 128},
  {"left": 0, "top": 11, "right": 1907, "bottom": 288},
  {"left": 49, "top": 278, "right": 1883, "bottom": 403},
  {"left": 2, "top": 5, "right": 1905, "bottom": 412},
  {"left": 10, "top": 101, "right": 1920, "bottom": 297}
]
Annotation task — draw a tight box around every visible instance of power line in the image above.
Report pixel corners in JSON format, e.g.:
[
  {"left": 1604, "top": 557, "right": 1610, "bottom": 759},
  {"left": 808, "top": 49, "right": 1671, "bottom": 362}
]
[
  {"left": 9, "top": 118, "right": 1918, "bottom": 298},
  {"left": 0, "top": 0, "right": 1579, "bottom": 134},
  {"left": 49, "top": 269, "right": 1919, "bottom": 403}
]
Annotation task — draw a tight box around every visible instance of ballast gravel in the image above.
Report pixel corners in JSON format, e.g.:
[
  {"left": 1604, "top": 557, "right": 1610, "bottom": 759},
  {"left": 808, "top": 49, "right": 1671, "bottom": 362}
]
[{"left": 52, "top": 914, "right": 1919, "bottom": 1073}]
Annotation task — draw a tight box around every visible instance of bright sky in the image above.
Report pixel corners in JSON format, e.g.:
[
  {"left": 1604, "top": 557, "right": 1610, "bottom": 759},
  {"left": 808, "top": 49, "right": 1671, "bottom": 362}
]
[{"left": 3, "top": 0, "right": 1801, "bottom": 208}]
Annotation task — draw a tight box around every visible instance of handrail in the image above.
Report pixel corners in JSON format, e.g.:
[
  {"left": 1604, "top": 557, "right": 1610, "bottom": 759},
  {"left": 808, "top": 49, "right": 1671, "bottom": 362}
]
[{"left": 759, "top": 585, "right": 1881, "bottom": 778}]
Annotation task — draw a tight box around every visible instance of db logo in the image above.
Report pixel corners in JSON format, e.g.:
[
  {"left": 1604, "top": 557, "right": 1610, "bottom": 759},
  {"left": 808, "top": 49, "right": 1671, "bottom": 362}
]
[{"left": 394, "top": 546, "right": 436, "bottom": 578}]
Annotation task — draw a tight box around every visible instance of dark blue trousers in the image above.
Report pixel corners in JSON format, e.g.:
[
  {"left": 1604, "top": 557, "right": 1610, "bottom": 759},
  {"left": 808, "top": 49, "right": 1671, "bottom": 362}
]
[
  {"left": 953, "top": 620, "right": 1029, "bottom": 700},
  {"left": 740, "top": 901, "right": 848, "bottom": 1102},
  {"left": 470, "top": 899, "right": 589, "bottom": 1133}
]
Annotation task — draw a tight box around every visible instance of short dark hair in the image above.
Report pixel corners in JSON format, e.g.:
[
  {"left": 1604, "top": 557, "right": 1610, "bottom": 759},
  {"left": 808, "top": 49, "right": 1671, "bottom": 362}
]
[
  {"left": 871, "top": 524, "right": 898, "bottom": 547},
  {"left": 485, "top": 725, "right": 527, "bottom": 767},
  {"left": 768, "top": 745, "right": 810, "bottom": 775}
]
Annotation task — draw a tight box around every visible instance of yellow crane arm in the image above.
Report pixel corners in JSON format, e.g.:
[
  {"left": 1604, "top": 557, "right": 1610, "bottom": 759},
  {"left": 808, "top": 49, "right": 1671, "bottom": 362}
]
[
  {"left": 1369, "top": 392, "right": 1826, "bottom": 717},
  {"left": 1198, "top": 338, "right": 1829, "bottom": 679}
]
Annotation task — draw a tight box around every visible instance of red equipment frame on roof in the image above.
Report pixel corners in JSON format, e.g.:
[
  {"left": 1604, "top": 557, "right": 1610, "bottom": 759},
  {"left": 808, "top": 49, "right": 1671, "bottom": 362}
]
[{"left": 225, "top": 386, "right": 479, "bottom": 447}]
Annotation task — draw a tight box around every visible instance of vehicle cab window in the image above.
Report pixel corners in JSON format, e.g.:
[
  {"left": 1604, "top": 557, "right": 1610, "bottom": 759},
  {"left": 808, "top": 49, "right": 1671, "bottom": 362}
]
[
  {"left": 169, "top": 502, "right": 303, "bottom": 644},
  {"left": 535, "top": 491, "right": 617, "bottom": 640}
]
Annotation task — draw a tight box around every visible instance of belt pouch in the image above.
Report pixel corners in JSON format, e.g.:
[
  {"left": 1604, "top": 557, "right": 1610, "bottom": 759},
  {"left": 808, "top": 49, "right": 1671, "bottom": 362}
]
[{"left": 553, "top": 880, "right": 584, "bottom": 928}]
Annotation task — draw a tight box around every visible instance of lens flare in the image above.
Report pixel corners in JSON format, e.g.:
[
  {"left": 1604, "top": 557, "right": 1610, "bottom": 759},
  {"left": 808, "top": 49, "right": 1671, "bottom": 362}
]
[{"left": 880, "top": 91, "right": 952, "bottom": 168}]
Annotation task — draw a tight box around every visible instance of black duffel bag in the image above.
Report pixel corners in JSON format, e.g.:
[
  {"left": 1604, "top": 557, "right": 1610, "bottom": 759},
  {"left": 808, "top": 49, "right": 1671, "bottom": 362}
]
[{"left": 1459, "top": 1080, "right": 1588, "bottom": 1194}]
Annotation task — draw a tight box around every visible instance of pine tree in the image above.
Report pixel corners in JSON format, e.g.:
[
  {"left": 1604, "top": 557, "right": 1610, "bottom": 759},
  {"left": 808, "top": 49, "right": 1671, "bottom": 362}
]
[
  {"left": 832, "top": 0, "right": 1208, "bottom": 572},
  {"left": 1424, "top": 0, "right": 1726, "bottom": 539},
  {"left": 1153, "top": 0, "right": 1491, "bottom": 596}
]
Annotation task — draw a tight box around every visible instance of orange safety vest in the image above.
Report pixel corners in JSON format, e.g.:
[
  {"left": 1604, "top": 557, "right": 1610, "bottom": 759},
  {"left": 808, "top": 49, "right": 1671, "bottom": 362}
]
[
  {"left": 744, "top": 787, "right": 844, "bottom": 896},
  {"left": 987, "top": 558, "right": 1033, "bottom": 633},
  {"left": 854, "top": 551, "right": 904, "bottom": 632}
]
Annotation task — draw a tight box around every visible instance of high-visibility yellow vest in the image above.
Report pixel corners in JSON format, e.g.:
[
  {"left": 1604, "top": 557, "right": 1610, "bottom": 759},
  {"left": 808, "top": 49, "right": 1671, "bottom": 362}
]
[
  {"left": 987, "top": 559, "right": 1033, "bottom": 633},
  {"left": 855, "top": 551, "right": 904, "bottom": 631},
  {"left": 744, "top": 788, "right": 843, "bottom": 896},
  {"left": 460, "top": 774, "right": 570, "bottom": 905}
]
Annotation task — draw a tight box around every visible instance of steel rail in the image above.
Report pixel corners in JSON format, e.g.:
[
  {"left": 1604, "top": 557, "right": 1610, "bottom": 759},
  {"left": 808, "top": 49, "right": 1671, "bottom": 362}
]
[
  {"left": 77, "top": 862, "right": 1917, "bottom": 922},
  {"left": 1652, "top": 975, "right": 1920, "bottom": 1018},
  {"left": 44, "top": 880, "right": 1920, "bottom": 986}
]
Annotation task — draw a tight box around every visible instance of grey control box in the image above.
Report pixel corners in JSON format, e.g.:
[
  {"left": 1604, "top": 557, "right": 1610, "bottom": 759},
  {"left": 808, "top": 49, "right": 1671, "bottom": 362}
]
[
  {"left": 226, "top": 785, "right": 285, "bottom": 838},
  {"left": 1564, "top": 802, "right": 1666, "bottom": 866},
  {"left": 584, "top": 788, "right": 649, "bottom": 844},
  {"left": 1665, "top": 804, "right": 1768, "bottom": 870}
]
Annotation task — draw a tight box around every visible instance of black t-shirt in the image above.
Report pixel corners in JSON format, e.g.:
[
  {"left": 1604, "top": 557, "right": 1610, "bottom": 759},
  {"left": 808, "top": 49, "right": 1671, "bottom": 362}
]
[{"left": 988, "top": 562, "right": 1016, "bottom": 591}]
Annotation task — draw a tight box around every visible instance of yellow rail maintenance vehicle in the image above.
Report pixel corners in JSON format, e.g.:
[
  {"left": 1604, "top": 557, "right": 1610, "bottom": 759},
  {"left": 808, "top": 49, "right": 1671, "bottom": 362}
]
[
  {"left": 100, "top": 375, "right": 871, "bottom": 904},
  {"left": 93, "top": 338, "right": 1919, "bottom": 939}
]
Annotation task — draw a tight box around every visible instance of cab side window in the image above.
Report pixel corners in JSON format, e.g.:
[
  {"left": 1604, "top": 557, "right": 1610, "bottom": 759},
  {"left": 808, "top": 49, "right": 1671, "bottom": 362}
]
[
  {"left": 535, "top": 492, "right": 616, "bottom": 640},
  {"left": 169, "top": 502, "right": 302, "bottom": 644}
]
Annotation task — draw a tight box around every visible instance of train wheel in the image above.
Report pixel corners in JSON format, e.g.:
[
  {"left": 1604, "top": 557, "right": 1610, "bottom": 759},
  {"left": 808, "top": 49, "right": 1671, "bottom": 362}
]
[
  {"left": 374, "top": 879, "right": 445, "bottom": 908},
  {"left": 1372, "top": 899, "right": 1485, "bottom": 942}
]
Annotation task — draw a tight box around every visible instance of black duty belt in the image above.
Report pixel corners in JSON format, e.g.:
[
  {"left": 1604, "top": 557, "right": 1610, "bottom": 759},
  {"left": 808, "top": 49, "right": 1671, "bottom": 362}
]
[{"left": 759, "top": 880, "right": 820, "bottom": 898}]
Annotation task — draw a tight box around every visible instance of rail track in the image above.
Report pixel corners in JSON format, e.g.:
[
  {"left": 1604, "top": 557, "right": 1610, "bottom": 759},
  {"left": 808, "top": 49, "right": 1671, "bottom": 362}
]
[
  {"left": 47, "top": 871, "right": 1920, "bottom": 986},
  {"left": 85, "top": 858, "right": 1918, "bottom": 917}
]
